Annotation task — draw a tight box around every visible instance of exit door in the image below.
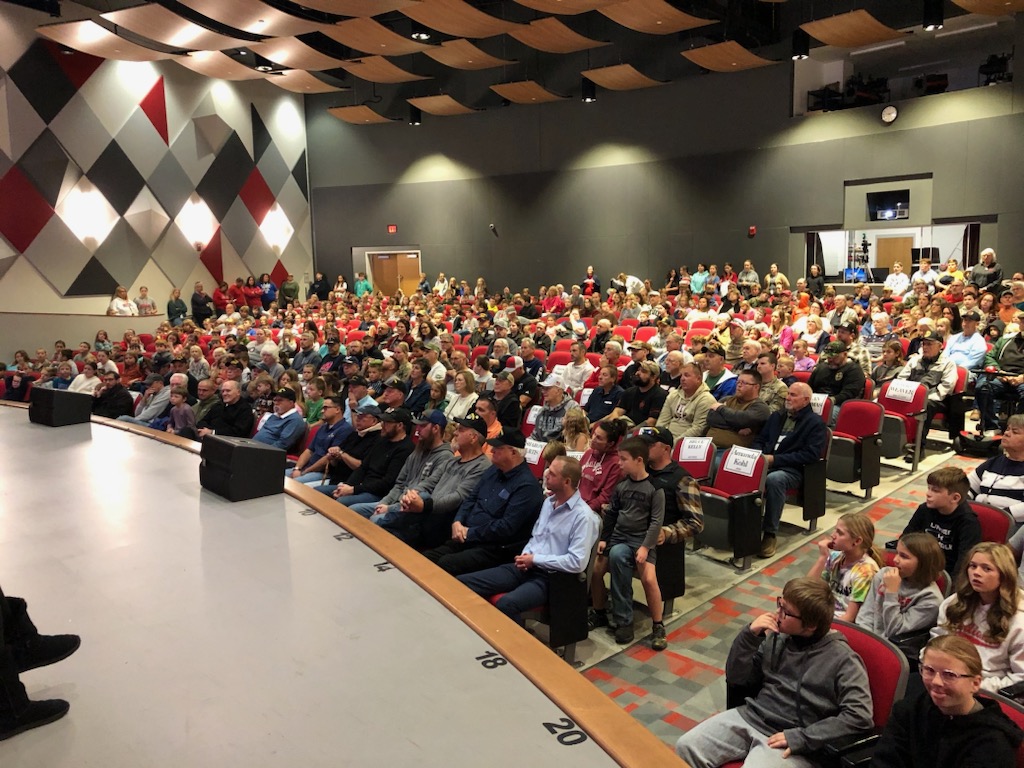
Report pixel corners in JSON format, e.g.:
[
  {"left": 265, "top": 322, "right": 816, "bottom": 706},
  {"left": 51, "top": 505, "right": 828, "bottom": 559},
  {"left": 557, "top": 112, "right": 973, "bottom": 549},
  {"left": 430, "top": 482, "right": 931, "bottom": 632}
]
[{"left": 368, "top": 251, "right": 421, "bottom": 297}]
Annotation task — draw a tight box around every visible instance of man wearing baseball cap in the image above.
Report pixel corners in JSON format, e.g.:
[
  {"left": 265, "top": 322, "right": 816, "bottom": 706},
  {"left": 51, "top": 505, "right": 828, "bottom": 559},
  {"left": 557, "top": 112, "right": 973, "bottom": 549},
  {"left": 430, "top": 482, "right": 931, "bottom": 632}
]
[
  {"left": 326, "top": 407, "right": 415, "bottom": 509},
  {"left": 423, "top": 429, "right": 544, "bottom": 576},
  {"left": 350, "top": 409, "right": 455, "bottom": 521},
  {"left": 620, "top": 341, "right": 653, "bottom": 390},
  {"left": 532, "top": 374, "right": 581, "bottom": 443},
  {"left": 834, "top": 321, "right": 872, "bottom": 378},
  {"left": 945, "top": 309, "right": 988, "bottom": 376},
  {"left": 701, "top": 343, "right": 737, "bottom": 401},
  {"left": 808, "top": 341, "right": 866, "bottom": 424},
  {"left": 253, "top": 387, "right": 306, "bottom": 451},
  {"left": 896, "top": 330, "right": 959, "bottom": 456},
  {"left": 378, "top": 413, "right": 492, "bottom": 548},
  {"left": 724, "top": 318, "right": 747, "bottom": 367}
]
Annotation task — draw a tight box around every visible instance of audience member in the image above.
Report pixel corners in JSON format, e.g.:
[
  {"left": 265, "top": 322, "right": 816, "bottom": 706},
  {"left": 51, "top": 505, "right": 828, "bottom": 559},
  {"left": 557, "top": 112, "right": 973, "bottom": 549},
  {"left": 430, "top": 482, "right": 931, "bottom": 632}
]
[
  {"left": 901, "top": 467, "right": 980, "bottom": 578},
  {"left": 807, "top": 512, "right": 883, "bottom": 622}
]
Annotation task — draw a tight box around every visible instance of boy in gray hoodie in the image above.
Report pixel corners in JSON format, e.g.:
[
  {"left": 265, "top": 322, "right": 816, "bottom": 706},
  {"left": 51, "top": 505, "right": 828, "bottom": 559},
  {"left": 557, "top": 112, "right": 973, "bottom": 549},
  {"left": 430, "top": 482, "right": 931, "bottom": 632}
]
[{"left": 676, "top": 577, "right": 874, "bottom": 767}]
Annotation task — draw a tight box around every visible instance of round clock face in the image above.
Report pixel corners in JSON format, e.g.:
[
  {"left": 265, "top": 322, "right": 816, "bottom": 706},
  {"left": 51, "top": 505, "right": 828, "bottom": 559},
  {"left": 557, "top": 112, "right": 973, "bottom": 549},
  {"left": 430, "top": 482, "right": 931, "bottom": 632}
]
[{"left": 881, "top": 105, "right": 898, "bottom": 124}]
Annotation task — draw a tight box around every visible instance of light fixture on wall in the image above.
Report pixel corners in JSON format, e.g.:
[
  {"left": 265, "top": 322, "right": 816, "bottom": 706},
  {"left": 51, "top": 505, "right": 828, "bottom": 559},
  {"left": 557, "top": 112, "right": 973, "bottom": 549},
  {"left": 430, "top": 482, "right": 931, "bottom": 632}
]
[
  {"left": 408, "top": 105, "right": 422, "bottom": 125},
  {"left": 923, "top": 0, "right": 944, "bottom": 31},
  {"left": 410, "top": 22, "right": 432, "bottom": 41},
  {"left": 57, "top": 179, "right": 118, "bottom": 247},
  {"left": 581, "top": 78, "right": 597, "bottom": 103},
  {"left": 791, "top": 29, "right": 810, "bottom": 61},
  {"left": 177, "top": 196, "right": 218, "bottom": 252},
  {"left": 260, "top": 203, "right": 294, "bottom": 253}
]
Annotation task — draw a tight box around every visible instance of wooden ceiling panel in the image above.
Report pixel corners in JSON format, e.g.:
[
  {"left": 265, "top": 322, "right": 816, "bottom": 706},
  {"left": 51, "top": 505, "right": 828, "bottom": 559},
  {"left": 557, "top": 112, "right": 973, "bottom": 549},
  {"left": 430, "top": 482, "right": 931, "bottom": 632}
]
[
  {"left": 328, "top": 105, "right": 396, "bottom": 124},
  {"left": 951, "top": 0, "right": 1024, "bottom": 13},
  {"left": 407, "top": 95, "right": 477, "bottom": 115},
  {"left": 174, "top": 51, "right": 267, "bottom": 79},
  {"left": 102, "top": 5, "right": 250, "bottom": 51},
  {"left": 249, "top": 38, "right": 348, "bottom": 71},
  {"left": 681, "top": 41, "right": 777, "bottom": 72},
  {"left": 321, "top": 18, "right": 434, "bottom": 56},
  {"left": 421, "top": 39, "right": 514, "bottom": 70},
  {"left": 582, "top": 63, "right": 665, "bottom": 90},
  {"left": 265, "top": 70, "right": 348, "bottom": 93},
  {"left": 599, "top": 0, "right": 715, "bottom": 35},
  {"left": 800, "top": 10, "right": 904, "bottom": 48},
  {"left": 37, "top": 20, "right": 174, "bottom": 61},
  {"left": 489, "top": 80, "right": 566, "bottom": 103},
  {"left": 509, "top": 18, "right": 609, "bottom": 54},
  {"left": 338, "top": 56, "right": 431, "bottom": 83},
  {"left": 298, "top": 0, "right": 422, "bottom": 16},
  {"left": 402, "top": 0, "right": 520, "bottom": 39},
  {"left": 174, "top": 0, "right": 328, "bottom": 37},
  {"left": 513, "top": 0, "right": 624, "bottom": 15}
]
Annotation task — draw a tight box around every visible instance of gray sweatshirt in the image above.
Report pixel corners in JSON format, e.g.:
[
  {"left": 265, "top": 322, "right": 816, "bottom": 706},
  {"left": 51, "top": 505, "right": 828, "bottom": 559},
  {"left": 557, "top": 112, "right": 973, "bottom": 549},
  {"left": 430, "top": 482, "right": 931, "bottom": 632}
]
[
  {"left": 728, "top": 627, "right": 874, "bottom": 756},
  {"left": 855, "top": 573, "right": 943, "bottom": 640},
  {"left": 601, "top": 476, "right": 664, "bottom": 550},
  {"left": 378, "top": 442, "right": 455, "bottom": 506},
  {"left": 422, "top": 453, "right": 492, "bottom": 518}
]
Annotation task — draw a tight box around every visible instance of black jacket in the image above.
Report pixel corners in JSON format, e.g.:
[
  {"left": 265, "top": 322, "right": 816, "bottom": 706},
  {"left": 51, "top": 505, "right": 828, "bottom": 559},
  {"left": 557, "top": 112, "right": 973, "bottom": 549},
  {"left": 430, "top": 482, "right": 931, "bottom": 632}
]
[
  {"left": 873, "top": 688, "right": 1021, "bottom": 768},
  {"left": 92, "top": 384, "right": 134, "bottom": 419},
  {"left": 346, "top": 436, "right": 415, "bottom": 497},
  {"left": 197, "top": 399, "right": 254, "bottom": 438},
  {"left": 808, "top": 361, "right": 866, "bottom": 406},
  {"left": 751, "top": 404, "right": 828, "bottom": 470}
]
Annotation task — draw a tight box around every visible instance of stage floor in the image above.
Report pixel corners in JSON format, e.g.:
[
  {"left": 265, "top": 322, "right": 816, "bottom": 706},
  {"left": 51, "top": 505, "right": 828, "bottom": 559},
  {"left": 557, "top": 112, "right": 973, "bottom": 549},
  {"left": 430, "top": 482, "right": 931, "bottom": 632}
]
[{"left": 0, "top": 408, "right": 668, "bottom": 766}]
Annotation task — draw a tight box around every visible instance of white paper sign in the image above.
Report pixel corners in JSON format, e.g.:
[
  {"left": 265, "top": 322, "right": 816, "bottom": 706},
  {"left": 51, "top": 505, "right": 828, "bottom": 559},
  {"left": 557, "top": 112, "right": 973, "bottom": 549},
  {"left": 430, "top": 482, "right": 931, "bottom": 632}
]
[
  {"left": 552, "top": 364, "right": 567, "bottom": 380},
  {"left": 524, "top": 439, "right": 544, "bottom": 465},
  {"left": 525, "top": 406, "right": 540, "bottom": 425},
  {"left": 579, "top": 388, "right": 594, "bottom": 406},
  {"left": 567, "top": 451, "right": 585, "bottom": 460},
  {"left": 679, "top": 437, "right": 713, "bottom": 462},
  {"left": 886, "top": 379, "right": 921, "bottom": 403},
  {"left": 722, "top": 447, "right": 762, "bottom": 478},
  {"left": 810, "top": 393, "right": 828, "bottom": 415}
]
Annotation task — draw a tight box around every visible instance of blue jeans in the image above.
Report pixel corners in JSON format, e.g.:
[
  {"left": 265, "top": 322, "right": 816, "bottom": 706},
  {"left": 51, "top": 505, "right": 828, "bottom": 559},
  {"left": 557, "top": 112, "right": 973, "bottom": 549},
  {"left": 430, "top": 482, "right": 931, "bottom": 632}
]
[
  {"left": 458, "top": 563, "right": 549, "bottom": 625},
  {"left": 286, "top": 469, "right": 328, "bottom": 485},
  {"left": 348, "top": 500, "right": 384, "bottom": 518},
  {"left": 762, "top": 467, "right": 803, "bottom": 535},
  {"left": 975, "top": 376, "right": 1024, "bottom": 431},
  {"left": 607, "top": 542, "right": 640, "bottom": 628},
  {"left": 333, "top": 493, "right": 381, "bottom": 509}
]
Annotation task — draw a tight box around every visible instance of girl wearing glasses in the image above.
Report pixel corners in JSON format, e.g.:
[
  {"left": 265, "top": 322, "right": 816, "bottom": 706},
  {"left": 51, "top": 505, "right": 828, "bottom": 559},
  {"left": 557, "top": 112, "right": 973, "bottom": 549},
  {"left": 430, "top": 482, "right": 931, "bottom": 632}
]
[
  {"left": 932, "top": 542, "right": 1024, "bottom": 693},
  {"left": 872, "top": 635, "right": 1021, "bottom": 766}
]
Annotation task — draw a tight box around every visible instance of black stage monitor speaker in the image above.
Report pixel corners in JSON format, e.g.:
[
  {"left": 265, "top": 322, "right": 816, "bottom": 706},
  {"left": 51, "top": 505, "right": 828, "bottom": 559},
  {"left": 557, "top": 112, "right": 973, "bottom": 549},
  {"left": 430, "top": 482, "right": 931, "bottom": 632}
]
[
  {"left": 28, "top": 387, "right": 93, "bottom": 427},
  {"left": 199, "top": 435, "right": 286, "bottom": 502}
]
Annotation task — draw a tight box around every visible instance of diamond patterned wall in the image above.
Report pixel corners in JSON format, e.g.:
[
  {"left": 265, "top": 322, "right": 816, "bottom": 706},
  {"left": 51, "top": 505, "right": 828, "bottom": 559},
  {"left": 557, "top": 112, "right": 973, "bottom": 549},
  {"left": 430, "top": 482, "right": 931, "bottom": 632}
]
[{"left": 0, "top": 39, "right": 312, "bottom": 298}]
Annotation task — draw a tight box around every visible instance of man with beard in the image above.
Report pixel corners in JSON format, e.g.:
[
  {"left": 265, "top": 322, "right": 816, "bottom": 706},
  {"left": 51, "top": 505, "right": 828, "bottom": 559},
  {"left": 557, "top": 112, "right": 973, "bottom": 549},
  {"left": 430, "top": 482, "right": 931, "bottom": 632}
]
[
  {"left": 601, "top": 361, "right": 666, "bottom": 429},
  {"left": 323, "top": 407, "right": 414, "bottom": 508},
  {"left": 91, "top": 370, "right": 134, "bottom": 419}
]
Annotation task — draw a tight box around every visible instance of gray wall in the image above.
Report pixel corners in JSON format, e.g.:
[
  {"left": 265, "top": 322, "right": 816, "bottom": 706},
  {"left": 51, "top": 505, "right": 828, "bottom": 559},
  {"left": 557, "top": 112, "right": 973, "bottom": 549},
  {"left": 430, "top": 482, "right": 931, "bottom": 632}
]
[{"left": 306, "top": 20, "right": 1024, "bottom": 289}]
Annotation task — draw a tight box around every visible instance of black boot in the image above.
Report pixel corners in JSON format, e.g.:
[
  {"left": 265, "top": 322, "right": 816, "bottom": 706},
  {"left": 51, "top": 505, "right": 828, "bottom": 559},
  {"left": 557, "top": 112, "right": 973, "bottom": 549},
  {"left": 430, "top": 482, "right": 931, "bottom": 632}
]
[
  {"left": 0, "top": 647, "right": 69, "bottom": 741},
  {"left": 5, "top": 598, "right": 80, "bottom": 674}
]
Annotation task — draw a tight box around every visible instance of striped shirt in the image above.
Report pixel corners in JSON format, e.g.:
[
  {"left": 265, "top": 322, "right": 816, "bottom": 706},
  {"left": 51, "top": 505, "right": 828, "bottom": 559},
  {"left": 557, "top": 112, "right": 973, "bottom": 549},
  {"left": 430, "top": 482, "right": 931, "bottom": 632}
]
[{"left": 970, "top": 455, "right": 1024, "bottom": 522}]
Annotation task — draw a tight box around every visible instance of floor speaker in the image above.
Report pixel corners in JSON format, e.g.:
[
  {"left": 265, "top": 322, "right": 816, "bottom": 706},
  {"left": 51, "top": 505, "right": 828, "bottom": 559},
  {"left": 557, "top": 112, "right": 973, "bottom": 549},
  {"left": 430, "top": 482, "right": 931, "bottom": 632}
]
[
  {"left": 28, "top": 387, "right": 93, "bottom": 427},
  {"left": 199, "top": 435, "right": 286, "bottom": 502}
]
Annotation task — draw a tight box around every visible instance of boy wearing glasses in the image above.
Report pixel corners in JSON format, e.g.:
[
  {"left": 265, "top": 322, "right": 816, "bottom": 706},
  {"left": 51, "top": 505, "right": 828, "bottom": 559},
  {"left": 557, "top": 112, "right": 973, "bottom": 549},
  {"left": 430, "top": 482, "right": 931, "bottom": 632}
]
[{"left": 676, "top": 577, "right": 873, "bottom": 767}]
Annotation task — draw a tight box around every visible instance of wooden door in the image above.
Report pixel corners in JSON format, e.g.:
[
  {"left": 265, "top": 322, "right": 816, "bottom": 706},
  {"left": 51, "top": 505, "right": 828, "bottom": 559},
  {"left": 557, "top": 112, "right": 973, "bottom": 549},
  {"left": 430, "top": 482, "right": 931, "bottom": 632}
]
[
  {"left": 396, "top": 252, "right": 421, "bottom": 296},
  {"left": 369, "top": 253, "right": 399, "bottom": 296},
  {"left": 875, "top": 236, "right": 914, "bottom": 273}
]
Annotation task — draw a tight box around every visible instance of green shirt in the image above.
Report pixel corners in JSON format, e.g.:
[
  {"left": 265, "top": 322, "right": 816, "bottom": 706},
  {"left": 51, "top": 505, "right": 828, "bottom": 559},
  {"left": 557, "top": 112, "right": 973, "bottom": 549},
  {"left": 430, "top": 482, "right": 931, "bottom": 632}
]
[{"left": 305, "top": 397, "right": 324, "bottom": 425}]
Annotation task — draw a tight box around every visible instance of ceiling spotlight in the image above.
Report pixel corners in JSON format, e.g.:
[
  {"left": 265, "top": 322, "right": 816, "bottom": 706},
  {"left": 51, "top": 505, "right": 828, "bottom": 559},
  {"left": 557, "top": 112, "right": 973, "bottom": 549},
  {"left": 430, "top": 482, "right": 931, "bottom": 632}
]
[
  {"left": 791, "top": 28, "right": 810, "bottom": 61},
  {"left": 581, "top": 78, "right": 597, "bottom": 103},
  {"left": 409, "top": 106, "right": 422, "bottom": 125},
  {"left": 923, "top": 0, "right": 944, "bottom": 31},
  {"left": 410, "top": 22, "right": 432, "bottom": 41},
  {"left": 253, "top": 54, "right": 275, "bottom": 73}
]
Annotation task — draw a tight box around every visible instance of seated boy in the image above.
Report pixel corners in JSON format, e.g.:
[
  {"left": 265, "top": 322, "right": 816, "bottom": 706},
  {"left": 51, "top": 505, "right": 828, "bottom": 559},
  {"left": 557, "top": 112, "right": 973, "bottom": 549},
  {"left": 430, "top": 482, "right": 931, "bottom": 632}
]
[
  {"left": 587, "top": 436, "right": 666, "bottom": 649},
  {"left": 675, "top": 577, "right": 873, "bottom": 768},
  {"left": 901, "top": 467, "right": 980, "bottom": 577}
]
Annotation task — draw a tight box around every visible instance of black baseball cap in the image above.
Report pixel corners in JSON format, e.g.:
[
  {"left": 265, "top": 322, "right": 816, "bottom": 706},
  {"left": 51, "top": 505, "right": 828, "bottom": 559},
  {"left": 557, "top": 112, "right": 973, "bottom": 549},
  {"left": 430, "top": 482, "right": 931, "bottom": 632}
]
[
  {"left": 637, "top": 426, "right": 674, "bottom": 447},
  {"left": 455, "top": 413, "right": 488, "bottom": 438},
  {"left": 486, "top": 429, "right": 526, "bottom": 449},
  {"left": 381, "top": 407, "right": 413, "bottom": 427}
]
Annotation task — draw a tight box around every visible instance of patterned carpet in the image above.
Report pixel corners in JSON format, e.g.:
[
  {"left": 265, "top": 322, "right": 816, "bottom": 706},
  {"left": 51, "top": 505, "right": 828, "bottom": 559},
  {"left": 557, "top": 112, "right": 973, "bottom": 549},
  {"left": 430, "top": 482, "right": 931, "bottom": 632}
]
[{"left": 583, "top": 452, "right": 984, "bottom": 748}]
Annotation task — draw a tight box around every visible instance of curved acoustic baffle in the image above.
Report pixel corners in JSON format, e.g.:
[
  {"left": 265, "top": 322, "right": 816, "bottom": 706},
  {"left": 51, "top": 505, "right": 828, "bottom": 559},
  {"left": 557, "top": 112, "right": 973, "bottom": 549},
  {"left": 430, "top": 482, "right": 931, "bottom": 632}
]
[
  {"left": 407, "top": 95, "right": 478, "bottom": 116},
  {"left": 101, "top": 5, "right": 251, "bottom": 51},
  {"left": 508, "top": 18, "right": 609, "bottom": 54},
  {"left": 800, "top": 9, "right": 904, "bottom": 48},
  {"left": 265, "top": 70, "right": 349, "bottom": 93},
  {"left": 175, "top": 0, "right": 329, "bottom": 37},
  {"left": 952, "top": 0, "right": 1024, "bottom": 12},
  {"left": 249, "top": 37, "right": 349, "bottom": 71},
  {"left": 513, "top": 0, "right": 624, "bottom": 15},
  {"left": 681, "top": 41, "right": 777, "bottom": 72},
  {"left": 321, "top": 18, "right": 436, "bottom": 57},
  {"left": 327, "top": 104, "right": 397, "bottom": 124},
  {"left": 174, "top": 50, "right": 269, "bottom": 80},
  {"left": 401, "top": 0, "right": 521, "bottom": 39},
  {"left": 490, "top": 80, "right": 567, "bottom": 104},
  {"left": 36, "top": 20, "right": 176, "bottom": 61},
  {"left": 421, "top": 39, "right": 514, "bottom": 70},
  {"left": 298, "top": 0, "right": 423, "bottom": 15},
  {"left": 339, "top": 56, "right": 431, "bottom": 83},
  {"left": 598, "top": 0, "right": 714, "bottom": 35},
  {"left": 581, "top": 63, "right": 666, "bottom": 90}
]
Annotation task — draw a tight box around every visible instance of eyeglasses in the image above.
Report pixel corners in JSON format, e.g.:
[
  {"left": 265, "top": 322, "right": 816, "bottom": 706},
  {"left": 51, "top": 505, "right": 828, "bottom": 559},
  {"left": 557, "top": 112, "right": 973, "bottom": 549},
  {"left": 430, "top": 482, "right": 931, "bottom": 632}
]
[
  {"left": 919, "top": 664, "right": 977, "bottom": 683},
  {"left": 776, "top": 597, "right": 802, "bottom": 621}
]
